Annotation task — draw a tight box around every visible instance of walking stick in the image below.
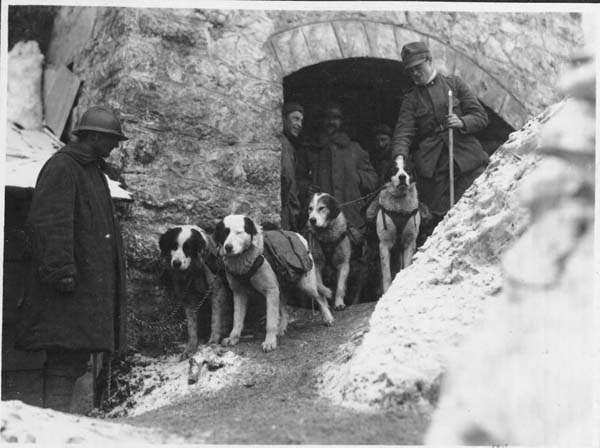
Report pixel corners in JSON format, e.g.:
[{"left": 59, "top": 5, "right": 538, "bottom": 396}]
[{"left": 448, "top": 89, "right": 455, "bottom": 207}]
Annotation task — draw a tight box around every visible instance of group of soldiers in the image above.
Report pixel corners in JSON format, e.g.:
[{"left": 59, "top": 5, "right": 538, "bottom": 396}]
[{"left": 280, "top": 41, "right": 490, "bottom": 244}]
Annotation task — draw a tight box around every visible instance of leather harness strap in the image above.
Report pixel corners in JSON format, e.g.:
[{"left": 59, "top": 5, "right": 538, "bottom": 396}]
[
  {"left": 318, "top": 231, "right": 349, "bottom": 263},
  {"left": 229, "top": 254, "right": 265, "bottom": 286},
  {"left": 381, "top": 206, "right": 419, "bottom": 235}
]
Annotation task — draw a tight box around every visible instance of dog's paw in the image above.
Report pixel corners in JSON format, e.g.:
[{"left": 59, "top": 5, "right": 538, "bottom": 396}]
[
  {"left": 207, "top": 335, "right": 221, "bottom": 345},
  {"left": 261, "top": 339, "right": 277, "bottom": 352},
  {"left": 323, "top": 314, "right": 334, "bottom": 326},
  {"left": 262, "top": 335, "right": 277, "bottom": 352},
  {"left": 334, "top": 302, "right": 346, "bottom": 311},
  {"left": 222, "top": 336, "right": 239, "bottom": 347}
]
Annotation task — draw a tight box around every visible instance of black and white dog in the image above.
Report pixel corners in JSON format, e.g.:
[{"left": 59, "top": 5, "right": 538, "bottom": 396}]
[
  {"left": 159, "top": 225, "right": 231, "bottom": 360},
  {"left": 376, "top": 156, "right": 421, "bottom": 293},
  {"left": 213, "top": 215, "right": 334, "bottom": 352}
]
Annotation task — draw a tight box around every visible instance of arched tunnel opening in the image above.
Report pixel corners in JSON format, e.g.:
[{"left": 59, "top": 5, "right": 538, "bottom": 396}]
[{"left": 283, "top": 57, "right": 514, "bottom": 160}]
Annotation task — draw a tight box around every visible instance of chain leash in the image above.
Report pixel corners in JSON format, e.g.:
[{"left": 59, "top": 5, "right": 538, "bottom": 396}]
[
  {"left": 338, "top": 185, "right": 385, "bottom": 208},
  {"left": 129, "top": 278, "right": 214, "bottom": 332}
]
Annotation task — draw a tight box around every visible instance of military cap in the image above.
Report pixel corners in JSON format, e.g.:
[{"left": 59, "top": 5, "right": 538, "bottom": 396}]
[
  {"left": 282, "top": 102, "right": 304, "bottom": 117},
  {"left": 401, "top": 41, "right": 432, "bottom": 68},
  {"left": 373, "top": 123, "right": 392, "bottom": 137}
]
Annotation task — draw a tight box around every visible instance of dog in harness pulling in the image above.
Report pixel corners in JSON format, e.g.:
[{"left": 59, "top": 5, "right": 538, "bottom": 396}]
[{"left": 376, "top": 156, "right": 421, "bottom": 293}]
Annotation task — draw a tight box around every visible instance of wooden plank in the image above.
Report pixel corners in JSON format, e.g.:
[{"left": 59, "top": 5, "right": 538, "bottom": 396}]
[{"left": 43, "top": 64, "right": 81, "bottom": 138}]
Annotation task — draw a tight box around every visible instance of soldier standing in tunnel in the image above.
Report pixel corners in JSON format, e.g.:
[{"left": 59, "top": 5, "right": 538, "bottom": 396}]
[
  {"left": 297, "top": 103, "right": 379, "bottom": 234},
  {"left": 369, "top": 123, "right": 395, "bottom": 184},
  {"left": 392, "top": 41, "right": 489, "bottom": 236},
  {"left": 15, "top": 106, "right": 128, "bottom": 412},
  {"left": 279, "top": 102, "right": 304, "bottom": 231}
]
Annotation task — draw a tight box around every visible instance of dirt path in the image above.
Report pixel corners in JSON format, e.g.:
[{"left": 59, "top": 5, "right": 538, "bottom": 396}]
[{"left": 116, "top": 303, "right": 430, "bottom": 444}]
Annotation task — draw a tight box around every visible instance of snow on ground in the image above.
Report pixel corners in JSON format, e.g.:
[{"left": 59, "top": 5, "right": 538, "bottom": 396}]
[
  {"left": 1, "top": 400, "right": 182, "bottom": 444},
  {"left": 106, "top": 346, "right": 244, "bottom": 417},
  {"left": 317, "top": 104, "right": 565, "bottom": 411}
]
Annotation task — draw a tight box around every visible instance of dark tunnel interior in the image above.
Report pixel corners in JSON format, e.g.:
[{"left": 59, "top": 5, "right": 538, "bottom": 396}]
[{"left": 283, "top": 57, "right": 514, "bottom": 157}]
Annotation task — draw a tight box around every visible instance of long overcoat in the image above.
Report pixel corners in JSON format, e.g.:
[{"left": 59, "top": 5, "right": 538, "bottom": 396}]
[
  {"left": 391, "top": 73, "right": 489, "bottom": 178},
  {"left": 297, "top": 131, "right": 378, "bottom": 231},
  {"left": 16, "top": 142, "right": 127, "bottom": 354},
  {"left": 279, "top": 133, "right": 301, "bottom": 231}
]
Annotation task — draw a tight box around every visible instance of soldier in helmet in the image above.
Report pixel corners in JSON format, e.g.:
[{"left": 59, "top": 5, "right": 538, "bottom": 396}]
[{"left": 16, "top": 106, "right": 128, "bottom": 412}]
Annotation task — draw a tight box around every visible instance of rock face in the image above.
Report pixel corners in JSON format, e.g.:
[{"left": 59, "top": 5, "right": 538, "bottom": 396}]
[{"left": 44, "top": 7, "right": 583, "bottom": 347}]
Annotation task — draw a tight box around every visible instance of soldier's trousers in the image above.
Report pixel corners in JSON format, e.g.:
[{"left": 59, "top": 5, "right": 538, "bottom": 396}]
[{"left": 418, "top": 159, "right": 486, "bottom": 217}]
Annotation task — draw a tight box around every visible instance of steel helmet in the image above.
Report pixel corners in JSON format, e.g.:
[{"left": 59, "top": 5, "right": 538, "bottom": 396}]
[{"left": 72, "top": 106, "right": 128, "bottom": 140}]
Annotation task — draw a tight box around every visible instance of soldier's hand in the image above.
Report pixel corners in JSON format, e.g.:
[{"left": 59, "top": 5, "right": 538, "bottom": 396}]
[
  {"left": 446, "top": 114, "right": 465, "bottom": 129},
  {"left": 57, "top": 276, "right": 76, "bottom": 293}
]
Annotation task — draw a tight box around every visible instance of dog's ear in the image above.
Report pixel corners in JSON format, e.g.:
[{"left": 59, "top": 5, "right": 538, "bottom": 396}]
[
  {"left": 158, "top": 228, "right": 179, "bottom": 256},
  {"left": 213, "top": 220, "right": 229, "bottom": 246},
  {"left": 323, "top": 194, "right": 341, "bottom": 219},
  {"left": 384, "top": 162, "right": 400, "bottom": 183},
  {"left": 243, "top": 216, "right": 258, "bottom": 236},
  {"left": 189, "top": 228, "right": 207, "bottom": 256}
]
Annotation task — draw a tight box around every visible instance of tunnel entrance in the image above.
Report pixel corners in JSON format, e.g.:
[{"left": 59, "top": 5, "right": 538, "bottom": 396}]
[{"left": 283, "top": 57, "right": 513, "bottom": 157}]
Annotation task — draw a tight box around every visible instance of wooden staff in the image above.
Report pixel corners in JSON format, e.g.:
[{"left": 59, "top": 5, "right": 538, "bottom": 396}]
[{"left": 448, "top": 89, "right": 455, "bottom": 207}]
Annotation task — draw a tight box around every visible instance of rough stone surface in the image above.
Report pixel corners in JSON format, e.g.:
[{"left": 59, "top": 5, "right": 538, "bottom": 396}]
[{"left": 47, "top": 7, "right": 583, "bottom": 348}]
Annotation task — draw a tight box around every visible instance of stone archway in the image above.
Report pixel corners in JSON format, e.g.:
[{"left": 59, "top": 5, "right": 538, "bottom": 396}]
[{"left": 268, "top": 20, "right": 529, "bottom": 130}]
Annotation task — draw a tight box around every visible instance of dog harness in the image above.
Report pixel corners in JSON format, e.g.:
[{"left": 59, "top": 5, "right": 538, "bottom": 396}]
[
  {"left": 317, "top": 231, "right": 349, "bottom": 263},
  {"left": 379, "top": 206, "right": 419, "bottom": 235},
  {"left": 228, "top": 254, "right": 265, "bottom": 286}
]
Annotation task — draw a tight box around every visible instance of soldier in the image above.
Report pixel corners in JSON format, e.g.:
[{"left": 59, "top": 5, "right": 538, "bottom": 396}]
[
  {"left": 279, "top": 102, "right": 303, "bottom": 231},
  {"left": 16, "top": 106, "right": 128, "bottom": 412},
  {"left": 297, "top": 103, "right": 378, "bottom": 233},
  {"left": 370, "top": 123, "right": 394, "bottom": 183},
  {"left": 392, "top": 41, "right": 489, "bottom": 231}
]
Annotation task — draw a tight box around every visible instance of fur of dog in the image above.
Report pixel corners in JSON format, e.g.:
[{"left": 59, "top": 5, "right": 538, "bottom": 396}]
[
  {"left": 214, "top": 214, "right": 334, "bottom": 352},
  {"left": 307, "top": 193, "right": 353, "bottom": 310},
  {"left": 159, "top": 225, "right": 232, "bottom": 360},
  {"left": 376, "top": 156, "right": 421, "bottom": 293}
]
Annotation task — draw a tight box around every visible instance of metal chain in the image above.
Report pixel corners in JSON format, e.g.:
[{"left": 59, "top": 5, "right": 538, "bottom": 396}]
[
  {"left": 129, "top": 278, "right": 214, "bottom": 332},
  {"left": 338, "top": 185, "right": 385, "bottom": 208}
]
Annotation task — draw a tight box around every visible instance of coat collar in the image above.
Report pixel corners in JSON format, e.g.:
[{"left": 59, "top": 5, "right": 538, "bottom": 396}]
[{"left": 59, "top": 141, "right": 103, "bottom": 166}]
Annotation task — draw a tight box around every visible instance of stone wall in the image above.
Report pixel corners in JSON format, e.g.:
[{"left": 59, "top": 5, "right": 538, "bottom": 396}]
[{"left": 45, "top": 6, "right": 583, "bottom": 347}]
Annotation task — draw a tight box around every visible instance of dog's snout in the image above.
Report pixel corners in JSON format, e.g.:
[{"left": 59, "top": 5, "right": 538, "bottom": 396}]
[
  {"left": 309, "top": 217, "right": 316, "bottom": 225},
  {"left": 399, "top": 174, "right": 407, "bottom": 183},
  {"left": 172, "top": 259, "right": 182, "bottom": 269},
  {"left": 224, "top": 243, "right": 233, "bottom": 253}
]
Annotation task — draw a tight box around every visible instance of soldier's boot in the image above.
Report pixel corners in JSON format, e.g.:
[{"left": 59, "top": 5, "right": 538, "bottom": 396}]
[{"left": 43, "top": 374, "right": 77, "bottom": 412}]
